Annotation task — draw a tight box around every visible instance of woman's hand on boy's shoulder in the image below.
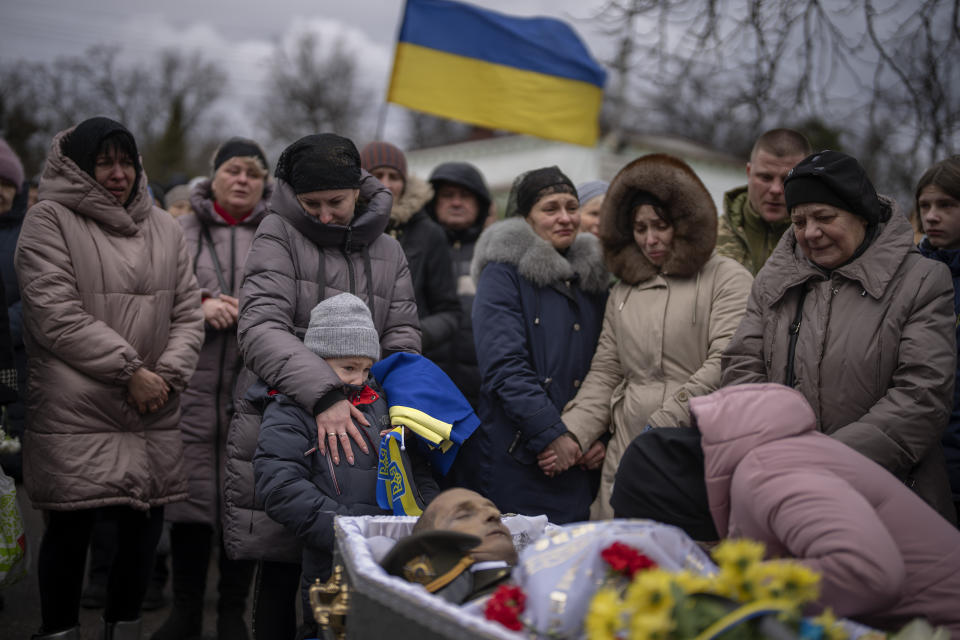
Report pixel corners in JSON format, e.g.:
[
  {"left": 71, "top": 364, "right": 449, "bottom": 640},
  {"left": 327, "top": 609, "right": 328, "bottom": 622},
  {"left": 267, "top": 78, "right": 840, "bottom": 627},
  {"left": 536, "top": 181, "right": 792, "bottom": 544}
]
[{"left": 315, "top": 399, "right": 371, "bottom": 465}]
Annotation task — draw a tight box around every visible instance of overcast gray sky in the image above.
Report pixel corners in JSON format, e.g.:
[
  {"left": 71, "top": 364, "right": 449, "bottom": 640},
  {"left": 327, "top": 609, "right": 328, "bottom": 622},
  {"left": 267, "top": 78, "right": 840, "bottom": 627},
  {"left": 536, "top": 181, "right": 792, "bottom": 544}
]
[{"left": 0, "top": 0, "right": 616, "bottom": 142}]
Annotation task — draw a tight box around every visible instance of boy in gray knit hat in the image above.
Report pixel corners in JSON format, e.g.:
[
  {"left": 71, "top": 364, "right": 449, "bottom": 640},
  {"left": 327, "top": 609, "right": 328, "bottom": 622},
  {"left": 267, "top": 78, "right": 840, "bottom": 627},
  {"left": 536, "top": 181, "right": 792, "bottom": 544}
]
[
  {"left": 303, "top": 292, "right": 381, "bottom": 387},
  {"left": 252, "top": 293, "right": 437, "bottom": 631}
]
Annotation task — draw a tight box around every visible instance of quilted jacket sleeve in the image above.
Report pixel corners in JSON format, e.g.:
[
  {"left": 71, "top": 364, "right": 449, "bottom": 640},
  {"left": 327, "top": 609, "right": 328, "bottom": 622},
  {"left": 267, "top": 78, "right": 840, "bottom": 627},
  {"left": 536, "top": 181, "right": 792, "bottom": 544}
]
[
  {"left": 154, "top": 218, "right": 204, "bottom": 392},
  {"left": 238, "top": 215, "right": 345, "bottom": 414}
]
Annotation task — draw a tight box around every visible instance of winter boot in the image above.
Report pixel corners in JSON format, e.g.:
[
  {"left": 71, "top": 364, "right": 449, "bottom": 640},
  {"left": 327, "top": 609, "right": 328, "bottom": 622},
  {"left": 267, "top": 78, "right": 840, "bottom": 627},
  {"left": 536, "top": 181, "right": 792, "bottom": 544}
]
[
  {"left": 148, "top": 523, "right": 211, "bottom": 640},
  {"left": 102, "top": 618, "right": 141, "bottom": 640}
]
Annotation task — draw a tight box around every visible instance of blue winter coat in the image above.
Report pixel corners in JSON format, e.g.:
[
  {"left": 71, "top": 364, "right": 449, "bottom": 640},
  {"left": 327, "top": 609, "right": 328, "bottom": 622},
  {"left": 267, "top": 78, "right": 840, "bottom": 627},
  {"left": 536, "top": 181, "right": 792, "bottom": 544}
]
[
  {"left": 918, "top": 238, "right": 960, "bottom": 502},
  {"left": 459, "top": 218, "right": 608, "bottom": 523}
]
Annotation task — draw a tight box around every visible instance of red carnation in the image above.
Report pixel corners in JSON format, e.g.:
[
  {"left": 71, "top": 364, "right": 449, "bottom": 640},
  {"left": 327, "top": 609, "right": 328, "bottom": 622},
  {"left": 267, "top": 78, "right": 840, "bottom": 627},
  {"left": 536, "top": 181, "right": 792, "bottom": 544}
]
[
  {"left": 601, "top": 542, "right": 657, "bottom": 578},
  {"left": 484, "top": 584, "right": 526, "bottom": 631}
]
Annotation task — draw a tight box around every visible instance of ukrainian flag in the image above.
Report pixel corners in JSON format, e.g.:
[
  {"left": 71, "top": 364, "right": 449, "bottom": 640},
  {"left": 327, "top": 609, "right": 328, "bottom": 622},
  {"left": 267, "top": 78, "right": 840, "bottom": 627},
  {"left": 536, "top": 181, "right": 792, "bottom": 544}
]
[
  {"left": 388, "top": 0, "right": 607, "bottom": 146},
  {"left": 372, "top": 352, "right": 480, "bottom": 476}
]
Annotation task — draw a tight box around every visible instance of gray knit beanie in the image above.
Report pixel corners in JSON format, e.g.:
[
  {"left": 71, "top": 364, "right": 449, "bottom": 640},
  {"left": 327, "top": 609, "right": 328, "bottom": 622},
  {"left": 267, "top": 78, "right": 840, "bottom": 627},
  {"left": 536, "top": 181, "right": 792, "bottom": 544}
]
[{"left": 304, "top": 293, "right": 380, "bottom": 362}]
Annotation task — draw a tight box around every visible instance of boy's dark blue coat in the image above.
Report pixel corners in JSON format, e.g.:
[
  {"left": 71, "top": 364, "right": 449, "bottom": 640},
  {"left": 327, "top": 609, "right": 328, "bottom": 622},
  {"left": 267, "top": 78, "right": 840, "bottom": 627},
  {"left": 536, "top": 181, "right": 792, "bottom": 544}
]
[{"left": 251, "top": 379, "right": 438, "bottom": 607}]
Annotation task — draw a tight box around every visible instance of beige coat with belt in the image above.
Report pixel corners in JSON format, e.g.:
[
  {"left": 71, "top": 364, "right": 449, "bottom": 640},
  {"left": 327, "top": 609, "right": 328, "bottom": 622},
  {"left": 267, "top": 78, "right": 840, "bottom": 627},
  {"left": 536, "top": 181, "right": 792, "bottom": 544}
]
[
  {"left": 15, "top": 129, "right": 204, "bottom": 511},
  {"left": 722, "top": 206, "right": 957, "bottom": 521},
  {"left": 563, "top": 154, "right": 753, "bottom": 519}
]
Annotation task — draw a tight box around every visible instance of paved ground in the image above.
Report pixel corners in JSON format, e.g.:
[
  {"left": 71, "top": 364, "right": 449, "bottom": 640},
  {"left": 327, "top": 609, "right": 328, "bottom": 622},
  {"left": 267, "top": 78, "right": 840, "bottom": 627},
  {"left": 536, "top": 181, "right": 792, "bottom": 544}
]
[{"left": 1, "top": 486, "right": 255, "bottom": 640}]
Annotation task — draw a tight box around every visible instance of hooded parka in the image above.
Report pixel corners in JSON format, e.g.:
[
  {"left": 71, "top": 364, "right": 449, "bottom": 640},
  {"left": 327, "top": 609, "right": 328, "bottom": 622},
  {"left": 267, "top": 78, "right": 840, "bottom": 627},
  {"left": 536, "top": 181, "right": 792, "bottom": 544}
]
[
  {"left": 459, "top": 216, "right": 608, "bottom": 524},
  {"left": 164, "top": 179, "right": 273, "bottom": 526},
  {"left": 15, "top": 127, "right": 204, "bottom": 511},
  {"left": 222, "top": 172, "right": 420, "bottom": 561},
  {"left": 562, "top": 154, "right": 753, "bottom": 519},
  {"left": 693, "top": 384, "right": 960, "bottom": 635},
  {"left": 722, "top": 206, "right": 957, "bottom": 521},
  {"left": 425, "top": 163, "right": 493, "bottom": 409},
  {"left": 385, "top": 175, "right": 461, "bottom": 352}
]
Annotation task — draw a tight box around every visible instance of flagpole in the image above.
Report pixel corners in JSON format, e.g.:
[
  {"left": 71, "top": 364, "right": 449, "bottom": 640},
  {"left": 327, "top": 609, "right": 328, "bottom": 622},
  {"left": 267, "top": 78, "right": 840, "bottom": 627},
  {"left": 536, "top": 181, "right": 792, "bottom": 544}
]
[
  {"left": 376, "top": 0, "right": 409, "bottom": 141},
  {"left": 375, "top": 102, "right": 389, "bottom": 142}
]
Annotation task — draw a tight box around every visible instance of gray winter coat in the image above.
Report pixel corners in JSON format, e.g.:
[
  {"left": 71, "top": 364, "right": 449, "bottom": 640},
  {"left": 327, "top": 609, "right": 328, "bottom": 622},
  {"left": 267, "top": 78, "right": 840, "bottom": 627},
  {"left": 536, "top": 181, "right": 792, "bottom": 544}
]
[
  {"left": 222, "top": 172, "right": 420, "bottom": 561},
  {"left": 722, "top": 206, "right": 957, "bottom": 521},
  {"left": 16, "top": 128, "right": 204, "bottom": 511},
  {"left": 164, "top": 180, "right": 272, "bottom": 526}
]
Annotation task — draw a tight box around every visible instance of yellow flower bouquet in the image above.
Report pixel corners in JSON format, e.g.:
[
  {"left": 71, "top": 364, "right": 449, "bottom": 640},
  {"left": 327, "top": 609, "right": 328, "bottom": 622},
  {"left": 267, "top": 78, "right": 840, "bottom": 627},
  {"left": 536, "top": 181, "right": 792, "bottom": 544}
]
[{"left": 585, "top": 539, "right": 848, "bottom": 640}]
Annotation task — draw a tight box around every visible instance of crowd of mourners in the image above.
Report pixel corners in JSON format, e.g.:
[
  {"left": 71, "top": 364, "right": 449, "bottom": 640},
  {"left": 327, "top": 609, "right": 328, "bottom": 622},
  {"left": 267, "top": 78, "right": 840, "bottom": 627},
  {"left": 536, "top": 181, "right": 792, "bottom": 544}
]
[{"left": 0, "top": 118, "right": 958, "bottom": 640}]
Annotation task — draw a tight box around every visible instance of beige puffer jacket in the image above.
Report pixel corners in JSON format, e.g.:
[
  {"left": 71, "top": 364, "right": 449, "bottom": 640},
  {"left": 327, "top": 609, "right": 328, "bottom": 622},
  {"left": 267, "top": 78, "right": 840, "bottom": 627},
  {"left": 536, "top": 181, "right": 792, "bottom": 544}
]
[
  {"left": 15, "top": 128, "right": 204, "bottom": 511},
  {"left": 722, "top": 207, "right": 957, "bottom": 522},
  {"left": 563, "top": 154, "right": 753, "bottom": 519}
]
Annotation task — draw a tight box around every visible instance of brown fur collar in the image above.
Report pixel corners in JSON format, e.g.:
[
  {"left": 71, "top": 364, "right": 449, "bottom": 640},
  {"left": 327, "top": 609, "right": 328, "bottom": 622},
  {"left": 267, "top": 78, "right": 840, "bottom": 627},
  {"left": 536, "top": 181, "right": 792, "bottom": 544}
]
[
  {"left": 601, "top": 154, "right": 717, "bottom": 285},
  {"left": 391, "top": 175, "right": 433, "bottom": 226}
]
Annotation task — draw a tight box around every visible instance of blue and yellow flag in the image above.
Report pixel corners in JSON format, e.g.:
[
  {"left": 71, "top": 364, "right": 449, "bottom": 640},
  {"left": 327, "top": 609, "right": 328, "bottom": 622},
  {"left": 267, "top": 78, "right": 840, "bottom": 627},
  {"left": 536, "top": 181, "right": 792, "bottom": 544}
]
[
  {"left": 376, "top": 427, "right": 423, "bottom": 516},
  {"left": 387, "top": 0, "right": 607, "bottom": 146},
  {"left": 372, "top": 352, "right": 480, "bottom": 476}
]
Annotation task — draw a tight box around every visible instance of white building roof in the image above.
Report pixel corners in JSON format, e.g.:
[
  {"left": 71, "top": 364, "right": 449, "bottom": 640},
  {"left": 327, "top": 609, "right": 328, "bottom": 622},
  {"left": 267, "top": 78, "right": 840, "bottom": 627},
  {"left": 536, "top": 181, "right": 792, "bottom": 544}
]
[{"left": 406, "top": 134, "right": 746, "bottom": 214}]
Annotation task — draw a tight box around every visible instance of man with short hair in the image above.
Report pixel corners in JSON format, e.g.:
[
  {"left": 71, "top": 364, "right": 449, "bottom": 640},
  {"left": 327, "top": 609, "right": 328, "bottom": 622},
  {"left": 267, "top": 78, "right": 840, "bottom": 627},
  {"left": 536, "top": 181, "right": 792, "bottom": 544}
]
[
  {"left": 716, "top": 128, "right": 812, "bottom": 275},
  {"left": 424, "top": 163, "right": 492, "bottom": 411}
]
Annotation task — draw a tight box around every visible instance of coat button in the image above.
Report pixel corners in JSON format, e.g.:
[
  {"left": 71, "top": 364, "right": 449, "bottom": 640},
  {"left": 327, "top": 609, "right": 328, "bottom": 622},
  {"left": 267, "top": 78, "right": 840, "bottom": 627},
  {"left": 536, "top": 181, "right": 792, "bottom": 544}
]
[
  {"left": 677, "top": 390, "right": 689, "bottom": 402},
  {"left": 573, "top": 379, "right": 581, "bottom": 388},
  {"left": 573, "top": 323, "right": 581, "bottom": 331}
]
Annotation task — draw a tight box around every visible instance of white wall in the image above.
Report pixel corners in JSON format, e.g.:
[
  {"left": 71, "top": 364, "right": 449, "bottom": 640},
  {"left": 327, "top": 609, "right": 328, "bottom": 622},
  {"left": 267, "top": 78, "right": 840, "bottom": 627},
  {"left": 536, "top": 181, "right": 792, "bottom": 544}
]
[{"left": 406, "top": 135, "right": 746, "bottom": 214}]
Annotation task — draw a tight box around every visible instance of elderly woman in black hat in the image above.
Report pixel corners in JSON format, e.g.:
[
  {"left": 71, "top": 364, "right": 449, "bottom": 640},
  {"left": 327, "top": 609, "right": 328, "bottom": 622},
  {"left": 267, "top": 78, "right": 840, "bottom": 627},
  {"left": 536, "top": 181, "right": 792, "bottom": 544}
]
[
  {"left": 722, "top": 150, "right": 957, "bottom": 523},
  {"left": 457, "top": 166, "right": 608, "bottom": 524},
  {"left": 222, "top": 133, "right": 419, "bottom": 638}
]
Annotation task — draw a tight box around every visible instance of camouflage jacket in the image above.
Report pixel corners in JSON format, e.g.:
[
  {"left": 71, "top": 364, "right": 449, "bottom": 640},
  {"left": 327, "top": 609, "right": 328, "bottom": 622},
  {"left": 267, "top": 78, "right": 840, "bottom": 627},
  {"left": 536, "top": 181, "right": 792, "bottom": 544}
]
[{"left": 716, "top": 186, "right": 790, "bottom": 276}]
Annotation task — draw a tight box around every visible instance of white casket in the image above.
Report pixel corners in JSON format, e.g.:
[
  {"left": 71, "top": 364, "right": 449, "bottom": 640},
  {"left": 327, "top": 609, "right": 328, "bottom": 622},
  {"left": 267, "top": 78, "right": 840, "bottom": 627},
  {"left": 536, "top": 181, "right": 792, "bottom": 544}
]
[{"left": 327, "top": 514, "right": 556, "bottom": 639}]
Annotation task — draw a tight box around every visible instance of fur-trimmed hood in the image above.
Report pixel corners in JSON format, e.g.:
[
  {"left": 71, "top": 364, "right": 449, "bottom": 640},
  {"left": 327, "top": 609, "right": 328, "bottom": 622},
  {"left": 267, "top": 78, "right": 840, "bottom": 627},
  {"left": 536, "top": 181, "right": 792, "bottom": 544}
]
[
  {"left": 390, "top": 175, "right": 433, "bottom": 226},
  {"left": 470, "top": 217, "right": 608, "bottom": 293},
  {"left": 601, "top": 154, "right": 717, "bottom": 285}
]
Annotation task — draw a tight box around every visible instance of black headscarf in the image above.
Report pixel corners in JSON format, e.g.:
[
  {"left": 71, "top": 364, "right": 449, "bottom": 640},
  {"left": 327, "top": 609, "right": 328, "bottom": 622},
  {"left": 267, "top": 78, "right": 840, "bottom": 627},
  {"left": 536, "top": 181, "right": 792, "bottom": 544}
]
[
  {"left": 610, "top": 427, "right": 719, "bottom": 541},
  {"left": 61, "top": 117, "right": 141, "bottom": 206},
  {"left": 275, "top": 133, "right": 361, "bottom": 194},
  {"left": 506, "top": 166, "right": 576, "bottom": 218}
]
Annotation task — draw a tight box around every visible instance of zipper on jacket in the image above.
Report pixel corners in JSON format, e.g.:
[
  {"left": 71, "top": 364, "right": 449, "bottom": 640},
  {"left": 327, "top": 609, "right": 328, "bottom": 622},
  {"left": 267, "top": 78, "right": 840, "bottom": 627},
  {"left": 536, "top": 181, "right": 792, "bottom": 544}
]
[
  {"left": 507, "top": 431, "right": 522, "bottom": 454},
  {"left": 342, "top": 248, "right": 357, "bottom": 295},
  {"left": 216, "top": 226, "right": 239, "bottom": 531},
  {"left": 325, "top": 450, "right": 342, "bottom": 496}
]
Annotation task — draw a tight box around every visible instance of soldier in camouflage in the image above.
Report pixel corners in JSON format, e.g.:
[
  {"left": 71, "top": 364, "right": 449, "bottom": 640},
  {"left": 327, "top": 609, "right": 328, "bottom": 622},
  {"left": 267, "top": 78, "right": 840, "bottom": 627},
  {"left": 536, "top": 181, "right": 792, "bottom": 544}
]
[{"left": 716, "top": 129, "right": 811, "bottom": 275}]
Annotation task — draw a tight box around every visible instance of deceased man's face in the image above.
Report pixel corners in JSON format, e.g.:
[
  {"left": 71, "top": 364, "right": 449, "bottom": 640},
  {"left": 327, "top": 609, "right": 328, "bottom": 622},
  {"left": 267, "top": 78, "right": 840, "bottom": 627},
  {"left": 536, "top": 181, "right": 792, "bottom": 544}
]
[{"left": 421, "top": 489, "right": 517, "bottom": 565}]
